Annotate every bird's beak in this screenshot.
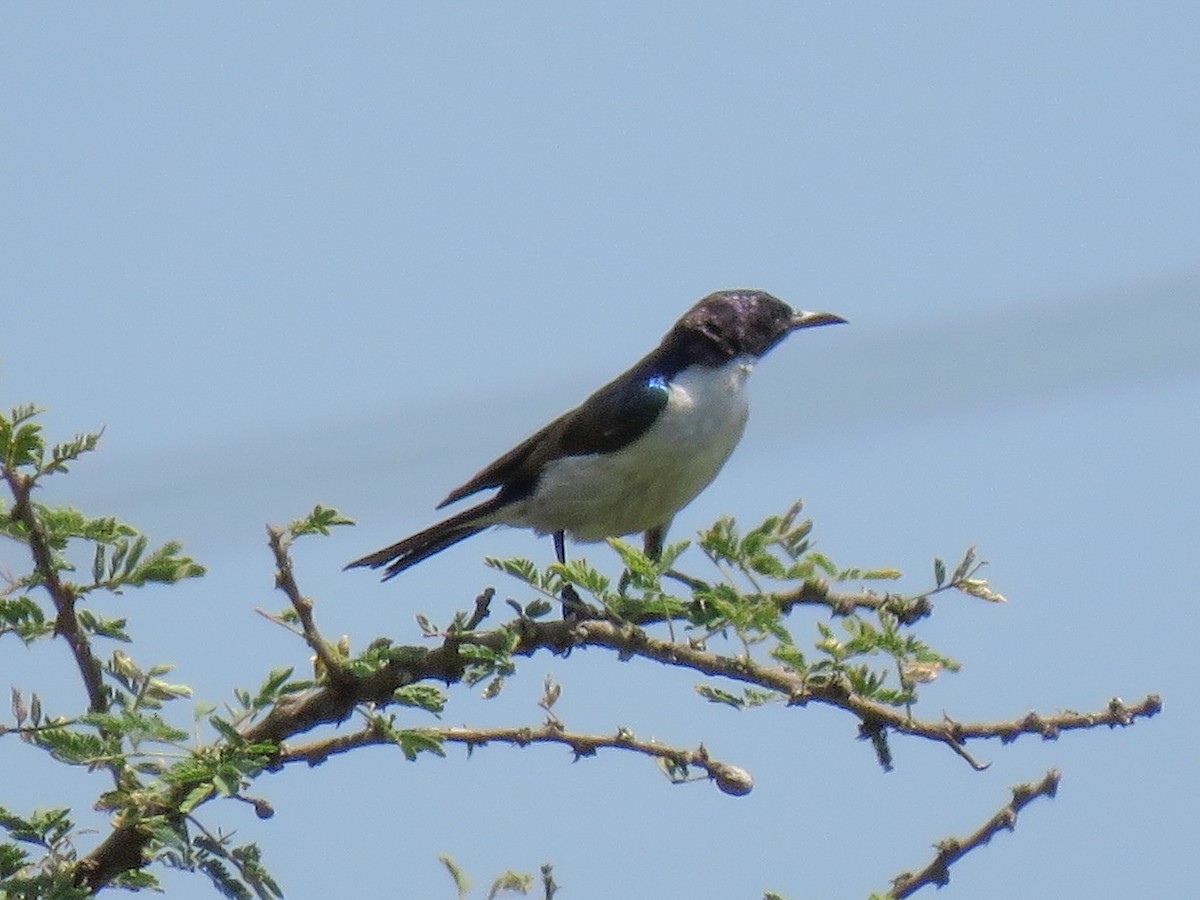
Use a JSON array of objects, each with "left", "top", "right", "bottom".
[{"left": 790, "top": 310, "right": 848, "bottom": 330}]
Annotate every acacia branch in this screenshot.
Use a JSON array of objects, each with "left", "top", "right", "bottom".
[
  {"left": 4, "top": 470, "right": 107, "bottom": 715},
  {"left": 887, "top": 768, "right": 1061, "bottom": 897},
  {"left": 233, "top": 614, "right": 1160, "bottom": 766},
  {"left": 943, "top": 694, "right": 1163, "bottom": 743},
  {"left": 279, "top": 721, "right": 754, "bottom": 796},
  {"left": 265, "top": 524, "right": 352, "bottom": 688},
  {"left": 657, "top": 575, "right": 932, "bottom": 626},
  {"left": 772, "top": 580, "right": 932, "bottom": 624},
  {"left": 558, "top": 619, "right": 1161, "bottom": 766}
]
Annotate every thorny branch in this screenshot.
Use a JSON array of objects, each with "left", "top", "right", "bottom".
[
  {"left": 266, "top": 524, "right": 353, "bottom": 688},
  {"left": 773, "top": 580, "right": 932, "bottom": 625},
  {"left": 3, "top": 470, "right": 108, "bottom": 716},
  {"left": 557, "top": 618, "right": 1160, "bottom": 766},
  {"left": 662, "top": 572, "right": 931, "bottom": 625},
  {"left": 887, "top": 769, "right": 1062, "bottom": 898},
  {"left": 279, "top": 722, "right": 755, "bottom": 796}
]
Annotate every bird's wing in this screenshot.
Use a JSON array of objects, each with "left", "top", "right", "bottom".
[
  {"left": 437, "top": 361, "right": 671, "bottom": 508},
  {"left": 557, "top": 367, "right": 671, "bottom": 455}
]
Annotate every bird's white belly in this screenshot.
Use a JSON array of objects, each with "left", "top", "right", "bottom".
[{"left": 505, "top": 360, "right": 752, "bottom": 541}]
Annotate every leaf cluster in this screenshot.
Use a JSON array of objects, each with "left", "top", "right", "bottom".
[{"left": 491, "top": 502, "right": 984, "bottom": 720}]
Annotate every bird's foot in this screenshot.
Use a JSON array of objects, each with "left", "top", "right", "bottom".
[{"left": 560, "top": 583, "right": 588, "bottom": 621}]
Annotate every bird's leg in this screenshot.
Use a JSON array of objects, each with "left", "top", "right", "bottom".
[
  {"left": 641, "top": 523, "right": 678, "bottom": 642},
  {"left": 553, "top": 530, "right": 586, "bottom": 619},
  {"left": 618, "top": 525, "right": 664, "bottom": 595},
  {"left": 643, "top": 524, "right": 667, "bottom": 561},
  {"left": 619, "top": 525, "right": 668, "bottom": 594}
]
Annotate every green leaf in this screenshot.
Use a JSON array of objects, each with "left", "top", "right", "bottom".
[
  {"left": 34, "top": 506, "right": 136, "bottom": 546},
  {"left": 837, "top": 566, "right": 903, "bottom": 582},
  {"left": 698, "top": 515, "right": 740, "bottom": 563},
  {"left": 191, "top": 703, "right": 216, "bottom": 725},
  {"left": 0, "top": 841, "right": 30, "bottom": 879},
  {"left": 5, "top": 419, "right": 45, "bottom": 470},
  {"left": 393, "top": 684, "right": 447, "bottom": 715},
  {"left": 952, "top": 546, "right": 977, "bottom": 583},
  {"left": 395, "top": 729, "right": 446, "bottom": 761},
  {"left": 485, "top": 556, "right": 542, "bottom": 587},
  {"left": 79, "top": 709, "right": 189, "bottom": 745},
  {"left": 44, "top": 430, "right": 103, "bottom": 475},
  {"left": 696, "top": 684, "right": 746, "bottom": 708},
  {"left": 109, "top": 869, "right": 161, "bottom": 891},
  {"left": 31, "top": 727, "right": 113, "bottom": 766},
  {"left": 208, "top": 716, "right": 243, "bottom": 745},
  {"left": 957, "top": 578, "right": 1007, "bottom": 604},
  {"left": 212, "top": 770, "right": 242, "bottom": 797},
  {"left": 549, "top": 557, "right": 610, "bottom": 596},
  {"left": 253, "top": 667, "right": 296, "bottom": 709},
  {"left": 77, "top": 610, "right": 131, "bottom": 642},
  {"left": 113, "top": 534, "right": 149, "bottom": 581},
  {"left": 440, "top": 853, "right": 471, "bottom": 899},
  {"left": 0, "top": 597, "right": 50, "bottom": 642},
  {"left": 288, "top": 504, "right": 355, "bottom": 537},
  {"left": 747, "top": 552, "right": 785, "bottom": 578},
  {"left": 92, "top": 543, "right": 105, "bottom": 585},
  {"left": 120, "top": 540, "right": 205, "bottom": 586},
  {"left": 771, "top": 644, "right": 808, "bottom": 673},
  {"left": 807, "top": 551, "right": 838, "bottom": 577},
  {"left": 0, "top": 806, "right": 73, "bottom": 847},
  {"left": 180, "top": 784, "right": 216, "bottom": 815},
  {"left": 487, "top": 869, "right": 535, "bottom": 898},
  {"left": 455, "top": 641, "right": 517, "bottom": 682}
]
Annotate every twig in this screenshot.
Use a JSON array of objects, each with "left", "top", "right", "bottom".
[
  {"left": 278, "top": 721, "right": 755, "bottom": 796},
  {"left": 565, "top": 619, "right": 1161, "bottom": 767},
  {"left": 265, "top": 525, "right": 352, "bottom": 688},
  {"left": 944, "top": 695, "right": 1164, "bottom": 743},
  {"left": 463, "top": 587, "right": 495, "bottom": 630},
  {"left": 887, "top": 769, "right": 1061, "bottom": 897},
  {"left": 639, "top": 578, "right": 933, "bottom": 627},
  {"left": 772, "top": 581, "right": 932, "bottom": 625},
  {"left": 4, "top": 470, "right": 108, "bottom": 715}
]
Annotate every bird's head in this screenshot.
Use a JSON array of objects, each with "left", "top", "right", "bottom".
[{"left": 675, "top": 289, "right": 846, "bottom": 360}]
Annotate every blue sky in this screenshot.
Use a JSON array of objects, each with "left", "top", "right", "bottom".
[{"left": 3, "top": 5, "right": 1198, "bottom": 898}]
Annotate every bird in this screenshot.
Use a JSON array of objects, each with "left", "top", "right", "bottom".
[{"left": 347, "top": 290, "right": 845, "bottom": 580}]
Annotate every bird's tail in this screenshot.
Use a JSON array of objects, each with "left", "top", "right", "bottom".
[{"left": 345, "top": 500, "right": 499, "bottom": 580}]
